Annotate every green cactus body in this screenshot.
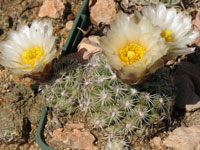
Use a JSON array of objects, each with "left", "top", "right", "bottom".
[
  {"left": 43, "top": 53, "right": 174, "bottom": 146},
  {"left": 105, "top": 138, "right": 129, "bottom": 150}
]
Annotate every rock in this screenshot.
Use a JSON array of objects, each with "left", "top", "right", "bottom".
[
  {"left": 185, "top": 110, "right": 200, "bottom": 127},
  {"left": 89, "top": 0, "right": 119, "bottom": 25},
  {"left": 50, "top": 124, "right": 97, "bottom": 150},
  {"left": 186, "top": 101, "right": 200, "bottom": 112},
  {"left": 196, "top": 144, "right": 200, "bottom": 150},
  {"left": 7, "top": 84, "right": 43, "bottom": 125},
  {"left": 77, "top": 35, "right": 102, "bottom": 60},
  {"left": 152, "top": 137, "right": 163, "bottom": 150},
  {"left": 64, "top": 123, "right": 84, "bottom": 130},
  {"left": 39, "top": 0, "right": 65, "bottom": 19},
  {"left": 0, "top": 84, "right": 43, "bottom": 143},
  {"left": 65, "top": 20, "right": 73, "bottom": 31},
  {"left": 8, "top": 83, "right": 34, "bottom": 103},
  {"left": 28, "top": 94, "right": 43, "bottom": 125},
  {"left": 173, "top": 62, "right": 200, "bottom": 111},
  {"left": 60, "top": 38, "right": 101, "bottom": 63},
  {"left": 163, "top": 126, "right": 200, "bottom": 150},
  {"left": 0, "top": 105, "right": 29, "bottom": 144}
]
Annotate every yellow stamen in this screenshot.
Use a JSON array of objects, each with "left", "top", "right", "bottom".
[
  {"left": 161, "top": 29, "right": 173, "bottom": 42},
  {"left": 119, "top": 43, "right": 146, "bottom": 66},
  {"left": 21, "top": 46, "right": 44, "bottom": 68}
]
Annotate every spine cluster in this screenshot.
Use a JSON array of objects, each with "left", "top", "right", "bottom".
[{"left": 43, "top": 53, "right": 173, "bottom": 147}]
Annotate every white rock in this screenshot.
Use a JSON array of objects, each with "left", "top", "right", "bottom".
[{"left": 163, "top": 126, "right": 200, "bottom": 150}]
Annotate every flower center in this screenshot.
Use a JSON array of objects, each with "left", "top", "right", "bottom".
[
  {"left": 21, "top": 46, "right": 44, "bottom": 67},
  {"left": 119, "top": 43, "right": 146, "bottom": 65},
  {"left": 160, "top": 29, "right": 173, "bottom": 42}
]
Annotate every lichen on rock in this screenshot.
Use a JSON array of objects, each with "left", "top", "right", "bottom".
[{"left": 0, "top": 84, "right": 43, "bottom": 144}]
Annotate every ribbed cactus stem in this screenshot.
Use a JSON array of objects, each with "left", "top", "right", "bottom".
[{"left": 43, "top": 53, "right": 174, "bottom": 142}]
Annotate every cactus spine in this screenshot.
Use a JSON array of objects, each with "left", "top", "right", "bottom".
[{"left": 43, "top": 53, "right": 174, "bottom": 147}]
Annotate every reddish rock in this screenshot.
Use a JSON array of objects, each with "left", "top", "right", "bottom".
[
  {"left": 65, "top": 20, "right": 73, "bottom": 31},
  {"left": 163, "top": 126, "right": 200, "bottom": 150},
  {"left": 50, "top": 124, "right": 97, "bottom": 150},
  {"left": 64, "top": 123, "right": 84, "bottom": 130},
  {"left": 77, "top": 35, "right": 102, "bottom": 60},
  {"left": 39, "top": 0, "right": 65, "bottom": 19},
  {"left": 90, "top": 0, "right": 119, "bottom": 25}
]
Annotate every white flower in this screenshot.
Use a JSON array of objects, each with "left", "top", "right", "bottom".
[
  {"left": 136, "top": 3, "right": 199, "bottom": 59},
  {"left": 0, "top": 20, "right": 56, "bottom": 74},
  {"left": 100, "top": 13, "right": 168, "bottom": 84}
]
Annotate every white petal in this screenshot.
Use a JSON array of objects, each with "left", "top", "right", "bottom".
[
  {"left": 100, "top": 13, "right": 168, "bottom": 84},
  {"left": 139, "top": 3, "right": 197, "bottom": 57},
  {"left": 0, "top": 20, "right": 56, "bottom": 74}
]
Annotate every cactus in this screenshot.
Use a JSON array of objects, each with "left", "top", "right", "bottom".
[
  {"left": 142, "top": 0, "right": 181, "bottom": 6},
  {"left": 117, "top": 0, "right": 182, "bottom": 14},
  {"left": 43, "top": 65, "right": 83, "bottom": 115},
  {"left": 116, "top": 0, "right": 181, "bottom": 7},
  {"left": 105, "top": 137, "right": 129, "bottom": 150},
  {"left": 42, "top": 53, "right": 174, "bottom": 147}
]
